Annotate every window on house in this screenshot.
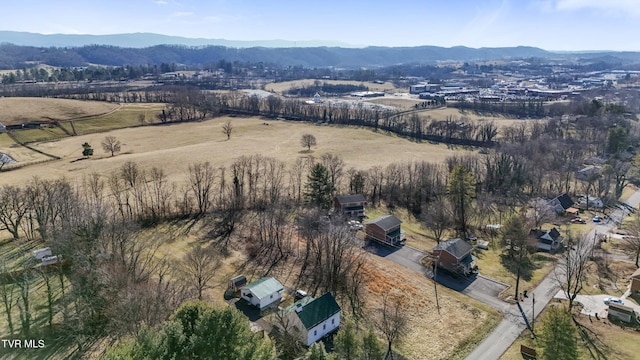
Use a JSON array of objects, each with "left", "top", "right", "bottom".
[
  {"left": 331, "top": 318, "right": 335, "bottom": 325},
  {"left": 323, "top": 324, "right": 326, "bottom": 330},
  {"left": 314, "top": 330, "right": 317, "bottom": 336},
  {"left": 270, "top": 294, "right": 273, "bottom": 299}
]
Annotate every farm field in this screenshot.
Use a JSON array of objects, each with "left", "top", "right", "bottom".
[
  {"left": 0, "top": 116, "right": 474, "bottom": 187},
  {"left": 265, "top": 79, "right": 399, "bottom": 94},
  {"left": 0, "top": 97, "right": 119, "bottom": 126},
  {"left": 414, "top": 107, "right": 547, "bottom": 130}
]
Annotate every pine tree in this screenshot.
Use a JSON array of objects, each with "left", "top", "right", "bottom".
[
  {"left": 447, "top": 165, "right": 475, "bottom": 238},
  {"left": 334, "top": 319, "right": 361, "bottom": 360},
  {"left": 304, "top": 163, "right": 333, "bottom": 209},
  {"left": 538, "top": 306, "right": 578, "bottom": 360},
  {"left": 361, "top": 328, "right": 385, "bottom": 360}
]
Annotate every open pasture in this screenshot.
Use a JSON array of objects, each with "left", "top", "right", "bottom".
[
  {"left": 0, "top": 97, "right": 119, "bottom": 126},
  {"left": 0, "top": 116, "right": 475, "bottom": 187},
  {"left": 265, "top": 79, "right": 399, "bottom": 94}
]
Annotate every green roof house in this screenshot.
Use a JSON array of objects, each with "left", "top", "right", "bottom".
[
  {"left": 283, "top": 292, "right": 341, "bottom": 346},
  {"left": 240, "top": 277, "right": 284, "bottom": 310}
]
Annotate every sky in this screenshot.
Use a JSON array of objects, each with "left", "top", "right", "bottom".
[{"left": 1, "top": 0, "right": 639, "bottom": 51}]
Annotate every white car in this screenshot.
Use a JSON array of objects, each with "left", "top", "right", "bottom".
[{"left": 604, "top": 297, "right": 624, "bottom": 305}]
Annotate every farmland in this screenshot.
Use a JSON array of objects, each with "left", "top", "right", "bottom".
[{"left": 0, "top": 115, "right": 473, "bottom": 187}]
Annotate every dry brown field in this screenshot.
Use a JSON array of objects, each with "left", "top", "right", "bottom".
[
  {"left": 265, "top": 79, "right": 399, "bottom": 94},
  {"left": 0, "top": 97, "right": 119, "bottom": 125},
  {"left": 0, "top": 116, "right": 474, "bottom": 187},
  {"left": 414, "top": 107, "right": 547, "bottom": 129},
  {"left": 366, "top": 97, "right": 423, "bottom": 110}
]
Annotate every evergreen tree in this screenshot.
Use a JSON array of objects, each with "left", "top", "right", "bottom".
[
  {"left": 447, "top": 165, "right": 475, "bottom": 238},
  {"left": 334, "top": 319, "right": 361, "bottom": 360},
  {"left": 82, "top": 142, "right": 94, "bottom": 157},
  {"left": 500, "top": 215, "right": 532, "bottom": 301},
  {"left": 304, "top": 163, "right": 333, "bottom": 209},
  {"left": 538, "top": 306, "right": 578, "bottom": 360},
  {"left": 361, "top": 328, "right": 385, "bottom": 360},
  {"left": 305, "top": 342, "right": 331, "bottom": 360},
  {"left": 101, "top": 301, "right": 276, "bottom": 360}
]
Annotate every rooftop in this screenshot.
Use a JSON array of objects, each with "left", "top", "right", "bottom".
[
  {"left": 434, "top": 238, "right": 473, "bottom": 259},
  {"left": 297, "top": 292, "right": 341, "bottom": 330},
  {"left": 366, "top": 215, "right": 402, "bottom": 232},
  {"left": 244, "top": 277, "right": 284, "bottom": 299}
]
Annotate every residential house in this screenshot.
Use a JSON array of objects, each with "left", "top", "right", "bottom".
[
  {"left": 529, "top": 228, "right": 563, "bottom": 252},
  {"left": 608, "top": 303, "right": 636, "bottom": 323},
  {"left": 577, "top": 195, "right": 604, "bottom": 209},
  {"left": 630, "top": 268, "right": 640, "bottom": 294},
  {"left": 576, "top": 165, "right": 601, "bottom": 181},
  {"left": 333, "top": 194, "right": 366, "bottom": 219},
  {"left": 364, "top": 215, "right": 405, "bottom": 246},
  {"left": 548, "top": 193, "right": 578, "bottom": 215},
  {"left": 281, "top": 292, "right": 341, "bottom": 346},
  {"left": 432, "top": 238, "right": 477, "bottom": 277},
  {"left": 240, "top": 277, "right": 284, "bottom": 310}
]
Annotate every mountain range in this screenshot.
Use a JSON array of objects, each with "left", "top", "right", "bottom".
[{"left": 0, "top": 31, "right": 639, "bottom": 69}]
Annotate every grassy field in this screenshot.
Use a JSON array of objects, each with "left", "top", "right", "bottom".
[
  {"left": 0, "top": 98, "right": 118, "bottom": 126},
  {"left": 265, "top": 80, "right": 399, "bottom": 94},
  {"left": 0, "top": 116, "right": 474, "bottom": 187},
  {"left": 414, "top": 107, "right": 547, "bottom": 130}
]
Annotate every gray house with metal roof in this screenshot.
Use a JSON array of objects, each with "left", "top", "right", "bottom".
[
  {"left": 240, "top": 277, "right": 284, "bottom": 310},
  {"left": 282, "top": 292, "right": 341, "bottom": 346}
]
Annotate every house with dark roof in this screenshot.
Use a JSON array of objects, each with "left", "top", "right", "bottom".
[
  {"left": 281, "top": 292, "right": 341, "bottom": 346},
  {"left": 364, "top": 215, "right": 405, "bottom": 246},
  {"left": 548, "top": 193, "right": 577, "bottom": 214},
  {"left": 432, "top": 238, "right": 477, "bottom": 276},
  {"left": 529, "top": 227, "right": 563, "bottom": 252},
  {"left": 240, "top": 277, "right": 284, "bottom": 310},
  {"left": 334, "top": 194, "right": 367, "bottom": 218}
]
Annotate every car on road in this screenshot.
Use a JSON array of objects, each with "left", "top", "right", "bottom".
[{"left": 603, "top": 297, "right": 624, "bottom": 305}]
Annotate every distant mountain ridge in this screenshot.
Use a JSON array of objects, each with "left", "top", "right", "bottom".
[
  {"left": 0, "top": 31, "right": 356, "bottom": 49},
  {"left": 0, "top": 31, "right": 639, "bottom": 69}
]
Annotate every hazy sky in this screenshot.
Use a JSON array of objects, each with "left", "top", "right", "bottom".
[{"left": 1, "top": 0, "right": 639, "bottom": 51}]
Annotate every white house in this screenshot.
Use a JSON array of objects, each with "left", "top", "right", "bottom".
[
  {"left": 240, "top": 277, "right": 284, "bottom": 310},
  {"left": 282, "top": 292, "right": 341, "bottom": 346}
]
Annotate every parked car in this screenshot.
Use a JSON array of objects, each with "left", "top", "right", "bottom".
[
  {"left": 604, "top": 297, "right": 624, "bottom": 305},
  {"left": 570, "top": 217, "right": 586, "bottom": 224},
  {"left": 592, "top": 216, "right": 602, "bottom": 223}
]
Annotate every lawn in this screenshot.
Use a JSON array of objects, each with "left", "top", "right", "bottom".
[{"left": 1, "top": 116, "right": 474, "bottom": 187}]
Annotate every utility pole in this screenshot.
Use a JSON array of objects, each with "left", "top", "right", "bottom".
[
  {"left": 532, "top": 292, "right": 535, "bottom": 336},
  {"left": 432, "top": 255, "right": 441, "bottom": 315}
]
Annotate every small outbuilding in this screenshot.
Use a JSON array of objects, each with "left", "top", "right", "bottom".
[
  {"left": 608, "top": 302, "right": 636, "bottom": 323},
  {"left": 630, "top": 268, "right": 640, "bottom": 294},
  {"left": 228, "top": 275, "right": 247, "bottom": 292},
  {"left": 33, "top": 247, "right": 52, "bottom": 261},
  {"left": 241, "top": 277, "right": 284, "bottom": 310}
]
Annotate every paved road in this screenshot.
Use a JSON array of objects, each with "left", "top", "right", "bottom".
[{"left": 466, "top": 190, "right": 640, "bottom": 360}]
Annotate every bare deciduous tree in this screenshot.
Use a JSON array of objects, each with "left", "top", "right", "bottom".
[
  {"left": 0, "top": 186, "right": 29, "bottom": 240},
  {"left": 180, "top": 244, "right": 222, "bottom": 300},
  {"left": 375, "top": 292, "right": 409, "bottom": 360},
  {"left": 102, "top": 136, "right": 122, "bottom": 157},
  {"left": 554, "top": 231, "right": 592, "bottom": 311},
  {"left": 187, "top": 162, "right": 216, "bottom": 215},
  {"left": 300, "top": 133, "right": 317, "bottom": 151},
  {"left": 222, "top": 120, "right": 233, "bottom": 140},
  {"left": 528, "top": 198, "right": 556, "bottom": 229},
  {"left": 421, "top": 196, "right": 452, "bottom": 244}
]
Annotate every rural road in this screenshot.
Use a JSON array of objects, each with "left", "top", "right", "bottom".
[{"left": 466, "top": 190, "right": 640, "bottom": 360}]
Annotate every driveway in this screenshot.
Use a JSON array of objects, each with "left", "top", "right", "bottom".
[
  {"left": 553, "top": 291, "right": 640, "bottom": 317},
  {"left": 364, "top": 242, "right": 509, "bottom": 311}
]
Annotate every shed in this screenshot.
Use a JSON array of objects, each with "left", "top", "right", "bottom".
[
  {"left": 33, "top": 247, "right": 52, "bottom": 261},
  {"left": 228, "top": 275, "right": 247, "bottom": 292},
  {"left": 608, "top": 303, "right": 636, "bottom": 323},
  {"left": 631, "top": 268, "right": 640, "bottom": 293}
]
